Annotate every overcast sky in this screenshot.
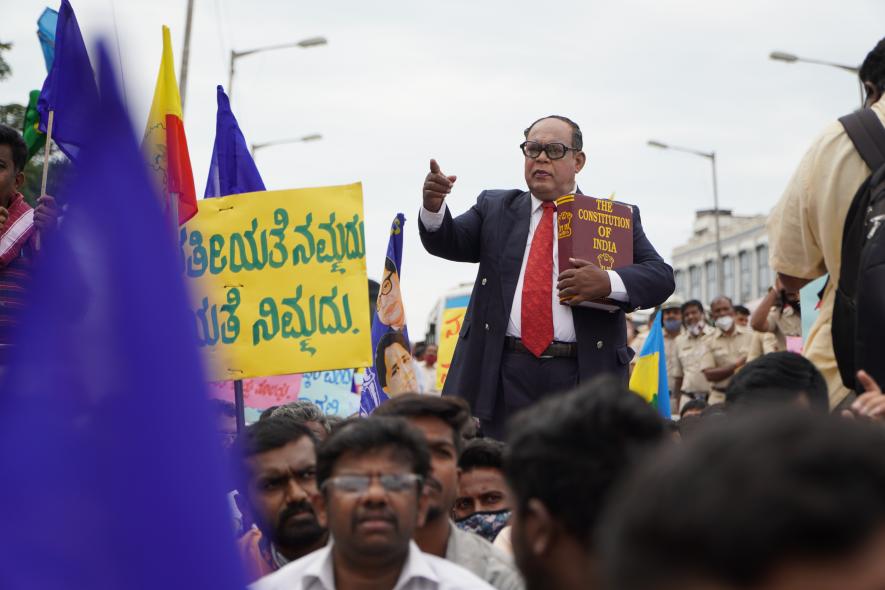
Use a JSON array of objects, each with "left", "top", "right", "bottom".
[{"left": 2, "top": 0, "right": 883, "bottom": 335}]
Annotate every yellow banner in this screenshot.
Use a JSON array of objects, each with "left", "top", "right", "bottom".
[
  {"left": 181, "top": 183, "right": 372, "bottom": 381},
  {"left": 436, "top": 303, "right": 468, "bottom": 391}
]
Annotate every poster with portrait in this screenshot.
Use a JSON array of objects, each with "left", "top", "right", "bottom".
[{"left": 359, "top": 213, "right": 418, "bottom": 414}]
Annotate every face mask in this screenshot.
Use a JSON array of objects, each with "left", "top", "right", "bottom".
[
  {"left": 454, "top": 509, "right": 511, "bottom": 542},
  {"left": 715, "top": 316, "right": 734, "bottom": 332},
  {"left": 424, "top": 354, "right": 438, "bottom": 365},
  {"left": 663, "top": 319, "right": 682, "bottom": 332},
  {"left": 688, "top": 322, "right": 704, "bottom": 337}
]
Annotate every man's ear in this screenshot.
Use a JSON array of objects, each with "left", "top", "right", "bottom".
[
  {"left": 523, "top": 498, "right": 556, "bottom": 557},
  {"left": 575, "top": 151, "right": 587, "bottom": 174},
  {"left": 864, "top": 81, "right": 883, "bottom": 107},
  {"left": 314, "top": 491, "right": 329, "bottom": 528},
  {"left": 14, "top": 170, "right": 24, "bottom": 192}
]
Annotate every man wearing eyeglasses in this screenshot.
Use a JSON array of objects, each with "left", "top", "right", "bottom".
[
  {"left": 419, "top": 115, "right": 674, "bottom": 439},
  {"left": 252, "top": 417, "right": 494, "bottom": 590}
]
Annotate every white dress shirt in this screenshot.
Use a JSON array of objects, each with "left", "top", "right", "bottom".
[
  {"left": 420, "top": 194, "right": 629, "bottom": 343},
  {"left": 251, "top": 540, "right": 494, "bottom": 590}
]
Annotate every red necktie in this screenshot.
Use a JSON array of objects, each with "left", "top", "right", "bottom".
[{"left": 521, "top": 201, "right": 555, "bottom": 357}]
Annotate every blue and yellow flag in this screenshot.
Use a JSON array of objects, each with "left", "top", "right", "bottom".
[{"left": 629, "top": 311, "right": 672, "bottom": 419}]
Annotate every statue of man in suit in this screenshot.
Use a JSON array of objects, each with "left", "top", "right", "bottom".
[{"left": 419, "top": 115, "right": 675, "bottom": 438}]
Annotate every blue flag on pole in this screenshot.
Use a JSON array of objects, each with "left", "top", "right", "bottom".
[
  {"left": 37, "top": 8, "right": 58, "bottom": 72},
  {"left": 37, "top": 0, "right": 99, "bottom": 161},
  {"left": 204, "top": 85, "right": 265, "bottom": 198},
  {"left": 629, "top": 311, "right": 673, "bottom": 419},
  {"left": 0, "top": 43, "right": 246, "bottom": 589},
  {"left": 37, "top": 7, "right": 58, "bottom": 72},
  {"left": 361, "top": 214, "right": 417, "bottom": 415}
]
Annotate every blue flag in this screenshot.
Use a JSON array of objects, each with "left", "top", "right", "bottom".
[
  {"left": 204, "top": 85, "right": 265, "bottom": 198},
  {"left": 37, "top": 7, "right": 58, "bottom": 72},
  {"left": 629, "top": 311, "right": 672, "bottom": 419},
  {"left": 361, "top": 214, "right": 417, "bottom": 415},
  {"left": 0, "top": 43, "right": 246, "bottom": 589},
  {"left": 37, "top": 0, "right": 99, "bottom": 161}
]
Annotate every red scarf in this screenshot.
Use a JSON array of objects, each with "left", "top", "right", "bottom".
[{"left": 0, "top": 192, "right": 36, "bottom": 268}]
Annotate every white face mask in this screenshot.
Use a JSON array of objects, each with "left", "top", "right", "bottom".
[
  {"left": 688, "top": 322, "right": 705, "bottom": 336},
  {"left": 715, "top": 316, "right": 734, "bottom": 332}
]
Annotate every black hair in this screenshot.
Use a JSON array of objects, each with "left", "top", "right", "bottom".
[
  {"left": 726, "top": 351, "right": 828, "bottom": 413},
  {"left": 504, "top": 375, "right": 665, "bottom": 547},
  {"left": 374, "top": 330, "right": 411, "bottom": 388},
  {"left": 860, "top": 37, "right": 885, "bottom": 95},
  {"left": 0, "top": 124, "right": 27, "bottom": 173},
  {"left": 258, "top": 405, "right": 279, "bottom": 421},
  {"left": 681, "top": 299, "right": 704, "bottom": 315},
  {"left": 383, "top": 256, "right": 397, "bottom": 275},
  {"left": 733, "top": 305, "right": 750, "bottom": 316},
  {"left": 240, "top": 415, "right": 316, "bottom": 459},
  {"left": 600, "top": 411, "right": 885, "bottom": 590},
  {"left": 679, "top": 398, "right": 707, "bottom": 418},
  {"left": 524, "top": 115, "right": 583, "bottom": 151},
  {"left": 271, "top": 400, "right": 331, "bottom": 433},
  {"left": 373, "top": 393, "right": 471, "bottom": 454},
  {"left": 316, "top": 416, "right": 431, "bottom": 491},
  {"left": 458, "top": 438, "right": 506, "bottom": 472}
]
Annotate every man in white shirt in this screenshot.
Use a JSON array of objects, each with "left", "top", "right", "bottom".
[
  {"left": 419, "top": 116, "right": 674, "bottom": 438},
  {"left": 252, "top": 417, "right": 493, "bottom": 590}
]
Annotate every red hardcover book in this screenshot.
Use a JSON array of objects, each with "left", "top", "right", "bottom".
[{"left": 555, "top": 193, "right": 634, "bottom": 311}]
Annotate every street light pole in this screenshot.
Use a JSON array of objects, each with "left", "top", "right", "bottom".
[
  {"left": 648, "top": 140, "right": 724, "bottom": 296},
  {"left": 769, "top": 50, "right": 863, "bottom": 105},
  {"left": 228, "top": 36, "right": 328, "bottom": 102},
  {"left": 251, "top": 134, "right": 323, "bottom": 157}
]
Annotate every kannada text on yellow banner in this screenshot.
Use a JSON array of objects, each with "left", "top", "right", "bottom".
[{"left": 180, "top": 183, "right": 372, "bottom": 381}]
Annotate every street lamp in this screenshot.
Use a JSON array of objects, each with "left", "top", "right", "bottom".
[
  {"left": 229, "top": 36, "right": 328, "bottom": 101},
  {"left": 647, "top": 140, "right": 724, "bottom": 296},
  {"left": 251, "top": 134, "right": 323, "bottom": 157},
  {"left": 769, "top": 50, "right": 863, "bottom": 104}
]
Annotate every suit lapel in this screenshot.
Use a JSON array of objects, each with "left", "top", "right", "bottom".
[{"left": 500, "top": 191, "right": 531, "bottom": 317}]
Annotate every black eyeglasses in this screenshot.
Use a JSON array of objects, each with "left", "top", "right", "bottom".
[
  {"left": 322, "top": 473, "right": 423, "bottom": 495},
  {"left": 520, "top": 141, "right": 579, "bottom": 160}
]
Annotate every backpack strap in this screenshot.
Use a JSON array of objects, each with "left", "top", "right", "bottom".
[{"left": 840, "top": 109, "right": 885, "bottom": 171}]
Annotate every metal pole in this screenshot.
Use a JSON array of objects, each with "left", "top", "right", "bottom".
[
  {"left": 179, "top": 0, "right": 195, "bottom": 113},
  {"left": 710, "top": 152, "right": 724, "bottom": 296},
  {"left": 228, "top": 50, "right": 236, "bottom": 102},
  {"left": 233, "top": 379, "right": 246, "bottom": 433}
]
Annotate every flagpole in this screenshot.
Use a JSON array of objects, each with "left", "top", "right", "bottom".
[
  {"left": 233, "top": 379, "right": 245, "bottom": 433},
  {"left": 36, "top": 109, "right": 55, "bottom": 251}
]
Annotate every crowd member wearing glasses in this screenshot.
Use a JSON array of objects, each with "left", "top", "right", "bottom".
[
  {"left": 252, "top": 417, "right": 494, "bottom": 590},
  {"left": 419, "top": 115, "right": 674, "bottom": 439},
  {"left": 237, "top": 416, "right": 328, "bottom": 583},
  {"left": 375, "top": 395, "right": 523, "bottom": 590}
]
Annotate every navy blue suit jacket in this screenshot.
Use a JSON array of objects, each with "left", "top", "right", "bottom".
[{"left": 419, "top": 189, "right": 675, "bottom": 420}]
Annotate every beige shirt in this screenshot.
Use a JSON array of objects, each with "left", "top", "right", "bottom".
[
  {"left": 664, "top": 329, "right": 682, "bottom": 393},
  {"left": 765, "top": 306, "right": 802, "bottom": 352},
  {"left": 702, "top": 325, "right": 753, "bottom": 390},
  {"left": 672, "top": 325, "right": 714, "bottom": 394},
  {"left": 747, "top": 331, "right": 779, "bottom": 362},
  {"left": 767, "top": 99, "right": 885, "bottom": 408}
]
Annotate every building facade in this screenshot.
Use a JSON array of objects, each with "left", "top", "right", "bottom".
[{"left": 671, "top": 209, "right": 774, "bottom": 307}]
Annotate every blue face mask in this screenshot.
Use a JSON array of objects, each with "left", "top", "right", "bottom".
[
  {"left": 454, "top": 509, "right": 511, "bottom": 542},
  {"left": 663, "top": 319, "right": 682, "bottom": 332}
]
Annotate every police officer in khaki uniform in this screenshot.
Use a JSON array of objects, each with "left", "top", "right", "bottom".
[
  {"left": 702, "top": 296, "right": 753, "bottom": 404},
  {"left": 750, "top": 280, "right": 802, "bottom": 353},
  {"left": 672, "top": 299, "right": 714, "bottom": 411}
]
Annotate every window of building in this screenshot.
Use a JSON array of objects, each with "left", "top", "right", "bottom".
[
  {"left": 689, "top": 265, "right": 701, "bottom": 300},
  {"left": 740, "top": 250, "right": 752, "bottom": 303},
  {"left": 674, "top": 269, "right": 685, "bottom": 297},
  {"left": 705, "top": 260, "right": 717, "bottom": 302},
  {"left": 756, "top": 244, "right": 770, "bottom": 297},
  {"left": 723, "top": 255, "right": 734, "bottom": 301}
]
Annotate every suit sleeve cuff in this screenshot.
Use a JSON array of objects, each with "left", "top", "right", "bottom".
[
  {"left": 606, "top": 270, "right": 629, "bottom": 302},
  {"left": 419, "top": 204, "right": 447, "bottom": 232}
]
